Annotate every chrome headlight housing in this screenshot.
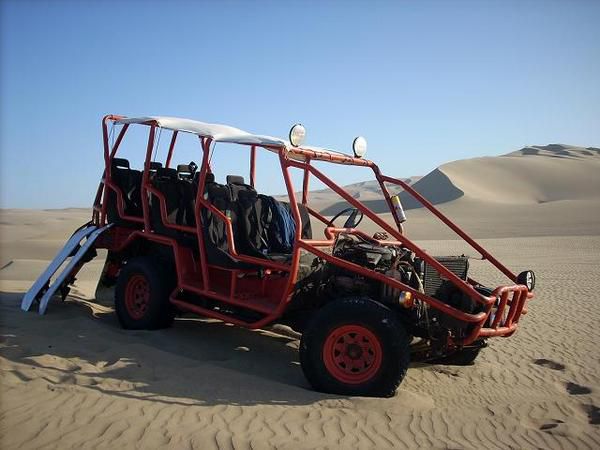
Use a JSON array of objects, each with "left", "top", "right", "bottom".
[{"left": 517, "top": 270, "right": 536, "bottom": 291}]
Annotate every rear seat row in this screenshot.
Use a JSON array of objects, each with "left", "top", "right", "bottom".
[
  {"left": 106, "top": 158, "right": 142, "bottom": 223},
  {"left": 106, "top": 158, "right": 165, "bottom": 224},
  {"left": 106, "top": 158, "right": 311, "bottom": 268}
]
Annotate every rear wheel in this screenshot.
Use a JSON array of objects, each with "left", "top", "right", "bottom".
[
  {"left": 115, "top": 257, "right": 175, "bottom": 330},
  {"left": 300, "top": 297, "right": 410, "bottom": 397}
]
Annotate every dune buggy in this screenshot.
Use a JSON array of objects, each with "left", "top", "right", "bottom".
[{"left": 23, "top": 115, "right": 536, "bottom": 397}]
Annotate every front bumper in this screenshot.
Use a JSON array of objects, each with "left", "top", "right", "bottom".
[{"left": 475, "top": 284, "right": 533, "bottom": 339}]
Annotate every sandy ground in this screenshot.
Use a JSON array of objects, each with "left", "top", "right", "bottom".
[{"left": 1, "top": 145, "right": 600, "bottom": 448}]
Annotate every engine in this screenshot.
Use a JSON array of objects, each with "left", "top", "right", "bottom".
[
  {"left": 328, "top": 235, "right": 421, "bottom": 300},
  {"left": 328, "top": 234, "right": 481, "bottom": 335}
]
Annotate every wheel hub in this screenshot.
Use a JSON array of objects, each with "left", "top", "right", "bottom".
[
  {"left": 124, "top": 274, "right": 150, "bottom": 320},
  {"left": 346, "top": 343, "right": 363, "bottom": 360},
  {"left": 323, "top": 325, "right": 383, "bottom": 385}
]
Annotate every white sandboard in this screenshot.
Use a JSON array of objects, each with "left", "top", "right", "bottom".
[
  {"left": 37, "top": 224, "right": 112, "bottom": 315},
  {"left": 21, "top": 225, "right": 97, "bottom": 312}
]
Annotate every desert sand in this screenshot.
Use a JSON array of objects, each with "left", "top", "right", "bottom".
[{"left": 1, "top": 144, "right": 599, "bottom": 449}]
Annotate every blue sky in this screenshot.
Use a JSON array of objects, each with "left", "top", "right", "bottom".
[{"left": 1, "top": 0, "right": 599, "bottom": 208}]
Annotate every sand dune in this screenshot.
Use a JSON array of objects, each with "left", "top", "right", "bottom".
[
  {"left": 1, "top": 144, "right": 600, "bottom": 448},
  {"left": 318, "top": 144, "right": 600, "bottom": 240},
  {"left": 324, "top": 144, "right": 600, "bottom": 212},
  {"left": 301, "top": 178, "right": 419, "bottom": 215},
  {"left": 438, "top": 144, "right": 600, "bottom": 205}
]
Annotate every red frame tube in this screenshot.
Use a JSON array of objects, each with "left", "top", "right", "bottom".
[{"left": 165, "top": 131, "right": 178, "bottom": 168}]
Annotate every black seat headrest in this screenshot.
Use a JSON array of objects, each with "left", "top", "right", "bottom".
[
  {"left": 178, "top": 161, "right": 198, "bottom": 179},
  {"left": 177, "top": 164, "right": 192, "bottom": 174},
  {"left": 206, "top": 182, "right": 230, "bottom": 199},
  {"left": 149, "top": 161, "right": 162, "bottom": 171},
  {"left": 112, "top": 157, "right": 130, "bottom": 169},
  {"left": 155, "top": 167, "right": 178, "bottom": 179},
  {"left": 226, "top": 175, "right": 245, "bottom": 185}
]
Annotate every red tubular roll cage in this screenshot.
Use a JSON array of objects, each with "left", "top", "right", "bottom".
[{"left": 93, "top": 115, "right": 533, "bottom": 346}]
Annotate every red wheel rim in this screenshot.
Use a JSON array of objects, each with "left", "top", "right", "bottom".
[
  {"left": 323, "top": 324, "right": 383, "bottom": 385},
  {"left": 124, "top": 274, "right": 150, "bottom": 320}
]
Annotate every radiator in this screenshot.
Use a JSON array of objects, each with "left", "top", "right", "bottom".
[{"left": 423, "top": 256, "right": 469, "bottom": 297}]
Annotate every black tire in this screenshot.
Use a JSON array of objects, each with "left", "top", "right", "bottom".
[
  {"left": 300, "top": 297, "right": 410, "bottom": 397},
  {"left": 115, "top": 257, "right": 175, "bottom": 330}
]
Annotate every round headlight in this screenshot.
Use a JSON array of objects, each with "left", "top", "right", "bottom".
[
  {"left": 352, "top": 136, "right": 367, "bottom": 158},
  {"left": 289, "top": 123, "right": 306, "bottom": 147},
  {"left": 517, "top": 270, "right": 536, "bottom": 291}
]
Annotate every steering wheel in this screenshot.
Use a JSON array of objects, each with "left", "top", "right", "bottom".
[{"left": 327, "top": 207, "right": 364, "bottom": 229}]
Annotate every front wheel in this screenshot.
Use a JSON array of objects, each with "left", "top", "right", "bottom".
[
  {"left": 115, "top": 257, "right": 175, "bottom": 330},
  {"left": 300, "top": 297, "right": 410, "bottom": 397}
]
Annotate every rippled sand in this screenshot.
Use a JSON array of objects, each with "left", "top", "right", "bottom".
[{"left": 1, "top": 206, "right": 599, "bottom": 449}]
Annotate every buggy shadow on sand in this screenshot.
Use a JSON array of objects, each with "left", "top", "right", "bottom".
[{"left": 22, "top": 115, "right": 536, "bottom": 397}]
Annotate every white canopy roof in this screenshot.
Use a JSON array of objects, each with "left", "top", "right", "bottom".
[
  {"left": 116, "top": 116, "right": 287, "bottom": 147},
  {"left": 114, "top": 115, "right": 369, "bottom": 165}
]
